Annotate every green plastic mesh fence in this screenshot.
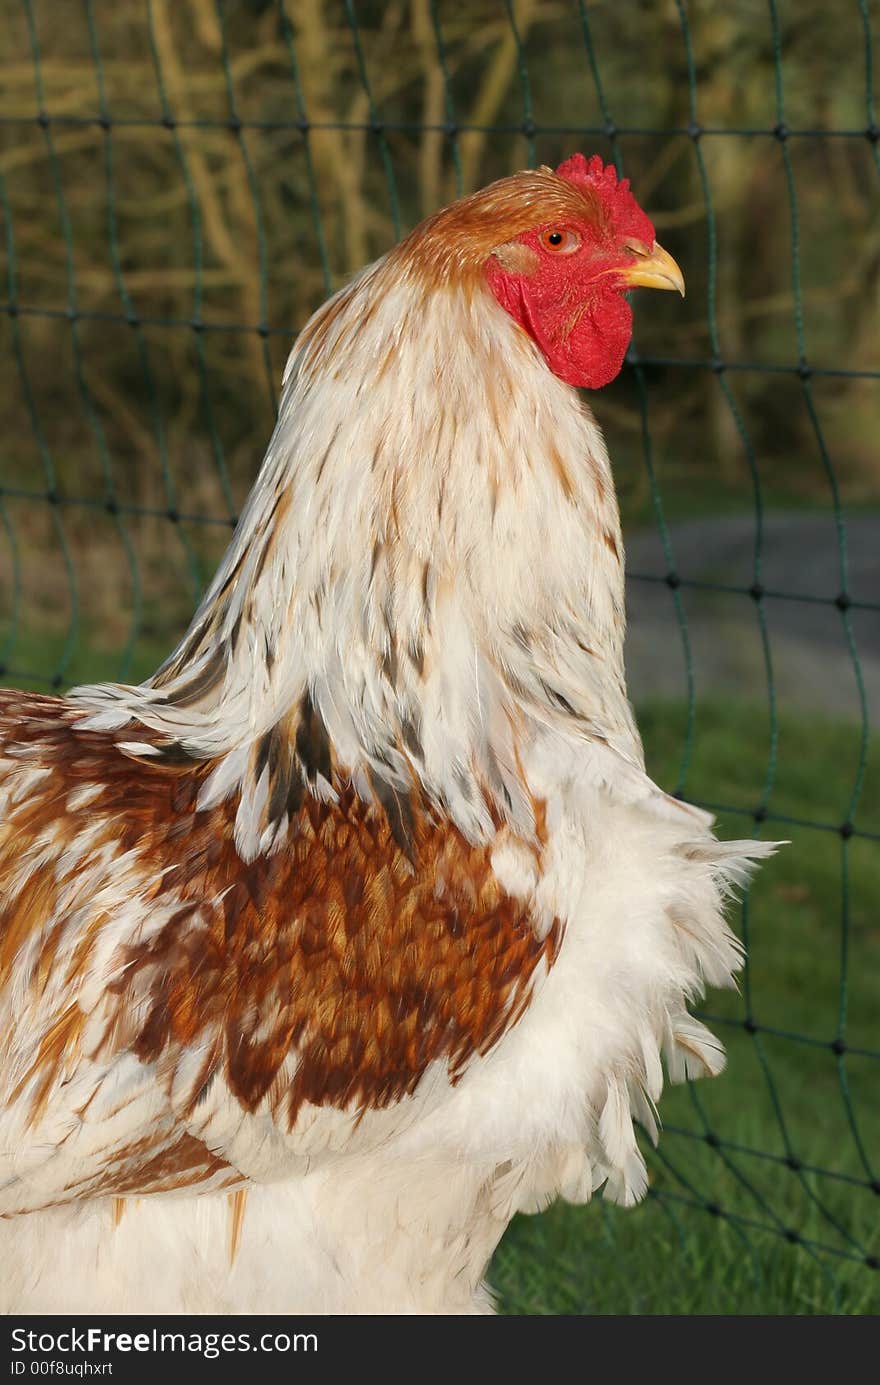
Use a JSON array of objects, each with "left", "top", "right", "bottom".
[{"left": 0, "top": 0, "right": 878, "bottom": 1313}]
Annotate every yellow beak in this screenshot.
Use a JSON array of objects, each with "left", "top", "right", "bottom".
[{"left": 619, "top": 240, "right": 685, "bottom": 297}]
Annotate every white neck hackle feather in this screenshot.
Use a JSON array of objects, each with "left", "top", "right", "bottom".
[{"left": 73, "top": 248, "right": 649, "bottom": 859}]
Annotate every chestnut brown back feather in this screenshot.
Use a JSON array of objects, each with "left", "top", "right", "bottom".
[{"left": 0, "top": 691, "right": 559, "bottom": 1158}]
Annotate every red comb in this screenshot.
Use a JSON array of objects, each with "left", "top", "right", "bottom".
[
  {"left": 555, "top": 152, "right": 630, "bottom": 197},
  {"left": 554, "top": 152, "right": 654, "bottom": 245}
]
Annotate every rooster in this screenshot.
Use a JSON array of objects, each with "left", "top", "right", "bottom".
[{"left": 0, "top": 154, "right": 773, "bottom": 1315}]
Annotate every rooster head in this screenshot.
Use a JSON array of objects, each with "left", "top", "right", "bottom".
[
  {"left": 409, "top": 152, "right": 683, "bottom": 391},
  {"left": 486, "top": 153, "right": 683, "bottom": 389}
]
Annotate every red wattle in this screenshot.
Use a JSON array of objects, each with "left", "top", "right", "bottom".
[{"left": 486, "top": 255, "right": 633, "bottom": 391}]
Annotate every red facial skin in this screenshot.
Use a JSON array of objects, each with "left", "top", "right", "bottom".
[{"left": 485, "top": 154, "right": 656, "bottom": 390}]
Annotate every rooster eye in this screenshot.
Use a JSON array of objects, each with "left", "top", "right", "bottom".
[{"left": 540, "top": 228, "right": 580, "bottom": 255}]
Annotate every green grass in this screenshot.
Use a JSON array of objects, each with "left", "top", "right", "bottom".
[
  {"left": 491, "top": 699, "right": 879, "bottom": 1314},
  {"left": 1, "top": 631, "right": 167, "bottom": 693}
]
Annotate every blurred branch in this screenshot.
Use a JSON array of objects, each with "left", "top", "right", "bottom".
[
  {"left": 411, "top": 0, "right": 446, "bottom": 217},
  {"left": 151, "top": 0, "right": 265, "bottom": 386},
  {"left": 458, "top": 0, "right": 538, "bottom": 192},
  {"left": 294, "top": 0, "right": 369, "bottom": 272}
]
